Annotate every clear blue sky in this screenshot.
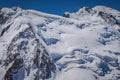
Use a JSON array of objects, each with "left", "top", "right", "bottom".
[{"left": 0, "top": 0, "right": 120, "bottom": 15}]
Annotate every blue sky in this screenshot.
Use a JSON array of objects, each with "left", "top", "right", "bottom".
[{"left": 0, "top": 0, "right": 120, "bottom": 15}]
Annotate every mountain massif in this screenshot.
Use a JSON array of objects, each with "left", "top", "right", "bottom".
[{"left": 0, "top": 6, "right": 120, "bottom": 80}]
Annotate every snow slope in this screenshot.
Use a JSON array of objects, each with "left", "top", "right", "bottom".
[{"left": 0, "top": 6, "right": 120, "bottom": 80}]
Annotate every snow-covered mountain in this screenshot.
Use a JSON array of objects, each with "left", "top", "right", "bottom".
[{"left": 0, "top": 6, "right": 120, "bottom": 80}]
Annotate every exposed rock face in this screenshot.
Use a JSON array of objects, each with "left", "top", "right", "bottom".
[
  {"left": 63, "top": 13, "right": 70, "bottom": 18},
  {"left": 3, "top": 28, "right": 56, "bottom": 80},
  {"left": 0, "top": 11, "right": 9, "bottom": 24},
  {"left": 98, "top": 11, "right": 119, "bottom": 25}
]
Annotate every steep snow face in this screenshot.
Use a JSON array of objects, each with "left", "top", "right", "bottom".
[
  {"left": 0, "top": 8, "right": 56, "bottom": 80},
  {"left": 0, "top": 6, "right": 120, "bottom": 80}
]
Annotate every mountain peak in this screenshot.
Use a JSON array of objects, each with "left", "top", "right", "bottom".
[
  {"left": 93, "top": 5, "right": 120, "bottom": 16},
  {"left": 63, "top": 6, "right": 120, "bottom": 30},
  {"left": 0, "top": 7, "right": 22, "bottom": 15}
]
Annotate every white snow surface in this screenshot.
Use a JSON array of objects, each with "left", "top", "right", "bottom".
[{"left": 0, "top": 6, "right": 120, "bottom": 80}]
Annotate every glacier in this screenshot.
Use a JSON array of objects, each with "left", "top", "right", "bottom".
[{"left": 0, "top": 6, "right": 120, "bottom": 80}]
